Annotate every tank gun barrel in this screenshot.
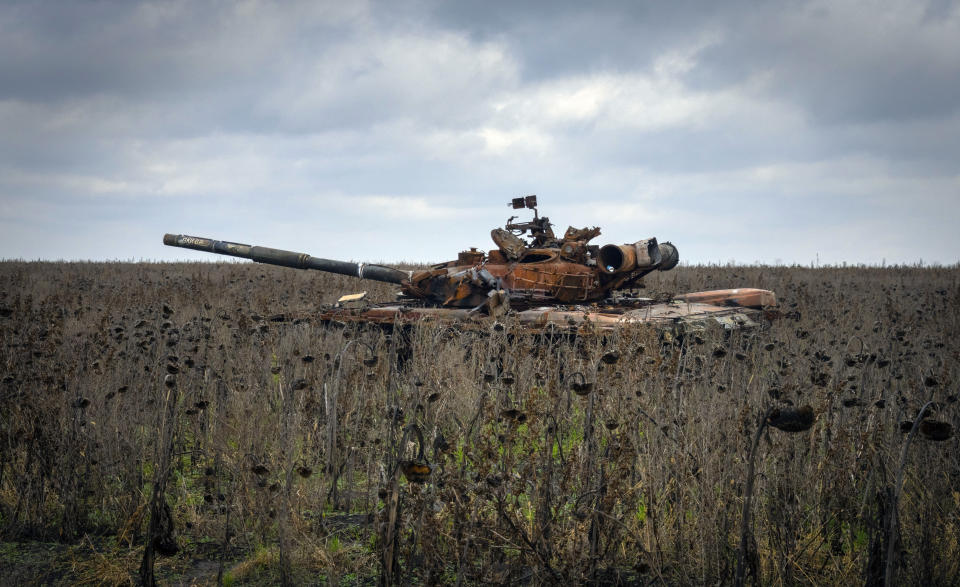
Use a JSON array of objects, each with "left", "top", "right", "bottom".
[{"left": 163, "top": 234, "right": 409, "bottom": 284}]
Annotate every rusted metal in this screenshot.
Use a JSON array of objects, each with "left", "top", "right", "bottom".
[
  {"left": 316, "top": 289, "right": 773, "bottom": 333},
  {"left": 674, "top": 288, "right": 777, "bottom": 308},
  {"left": 164, "top": 198, "right": 778, "bottom": 332},
  {"left": 598, "top": 239, "right": 662, "bottom": 274}
]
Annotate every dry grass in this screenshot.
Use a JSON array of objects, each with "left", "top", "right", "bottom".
[
  {"left": 0, "top": 260, "right": 958, "bottom": 584},
  {"left": 68, "top": 536, "right": 141, "bottom": 586}
]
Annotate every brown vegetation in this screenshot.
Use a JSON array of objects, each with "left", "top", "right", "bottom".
[{"left": 0, "top": 261, "right": 958, "bottom": 584}]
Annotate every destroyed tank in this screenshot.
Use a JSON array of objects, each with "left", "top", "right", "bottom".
[{"left": 164, "top": 196, "right": 776, "bottom": 332}]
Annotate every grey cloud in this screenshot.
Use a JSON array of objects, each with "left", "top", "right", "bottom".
[
  {"left": 0, "top": 1, "right": 360, "bottom": 102},
  {"left": 431, "top": 0, "right": 960, "bottom": 125},
  {"left": 426, "top": 0, "right": 738, "bottom": 76},
  {"left": 683, "top": 2, "right": 960, "bottom": 125}
]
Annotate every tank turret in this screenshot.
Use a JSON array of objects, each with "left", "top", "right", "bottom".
[{"left": 164, "top": 196, "right": 680, "bottom": 313}]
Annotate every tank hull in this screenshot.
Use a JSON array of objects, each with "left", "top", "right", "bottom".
[{"left": 317, "top": 288, "right": 776, "bottom": 333}]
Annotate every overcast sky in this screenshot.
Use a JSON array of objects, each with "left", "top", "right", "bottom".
[{"left": 1, "top": 0, "right": 958, "bottom": 265}]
